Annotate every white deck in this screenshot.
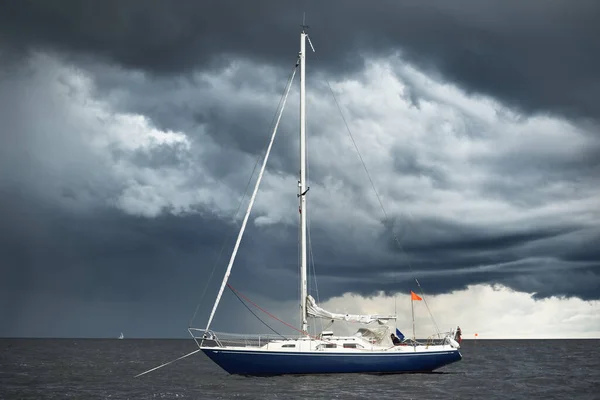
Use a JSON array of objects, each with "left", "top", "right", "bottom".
[{"left": 198, "top": 332, "right": 459, "bottom": 354}]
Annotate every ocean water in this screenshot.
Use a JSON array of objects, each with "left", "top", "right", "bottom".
[{"left": 1, "top": 339, "right": 598, "bottom": 399}]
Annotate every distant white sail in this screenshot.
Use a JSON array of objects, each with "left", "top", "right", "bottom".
[
  {"left": 118, "top": 332, "right": 124, "bottom": 339},
  {"left": 306, "top": 295, "right": 396, "bottom": 324}
]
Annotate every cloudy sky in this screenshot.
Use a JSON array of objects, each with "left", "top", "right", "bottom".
[{"left": 1, "top": 0, "right": 599, "bottom": 339}]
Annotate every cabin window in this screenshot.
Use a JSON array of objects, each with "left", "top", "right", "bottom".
[
  {"left": 343, "top": 343, "right": 358, "bottom": 348},
  {"left": 282, "top": 344, "right": 296, "bottom": 348},
  {"left": 324, "top": 344, "right": 337, "bottom": 348}
]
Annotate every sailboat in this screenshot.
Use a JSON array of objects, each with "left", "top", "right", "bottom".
[
  {"left": 118, "top": 332, "right": 124, "bottom": 340},
  {"left": 189, "top": 26, "right": 462, "bottom": 375}
]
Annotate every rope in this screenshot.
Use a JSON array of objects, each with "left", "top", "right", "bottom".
[
  {"left": 227, "top": 284, "right": 312, "bottom": 336},
  {"left": 310, "top": 43, "right": 441, "bottom": 336},
  {"left": 134, "top": 349, "right": 201, "bottom": 378},
  {"left": 224, "top": 284, "right": 341, "bottom": 345},
  {"left": 227, "top": 285, "right": 286, "bottom": 338}
]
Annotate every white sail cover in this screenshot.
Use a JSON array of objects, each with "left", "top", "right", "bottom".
[
  {"left": 306, "top": 295, "right": 396, "bottom": 324},
  {"left": 354, "top": 326, "right": 391, "bottom": 344}
]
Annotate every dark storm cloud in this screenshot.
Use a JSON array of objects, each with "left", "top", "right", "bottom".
[
  {"left": 1, "top": 0, "right": 600, "bottom": 338},
  {"left": 1, "top": 0, "right": 599, "bottom": 121},
  {"left": 0, "top": 188, "right": 305, "bottom": 337},
  {"left": 392, "top": 152, "right": 448, "bottom": 188},
  {"left": 80, "top": 58, "right": 304, "bottom": 182},
  {"left": 111, "top": 142, "right": 190, "bottom": 169},
  {"left": 308, "top": 217, "right": 600, "bottom": 301}
]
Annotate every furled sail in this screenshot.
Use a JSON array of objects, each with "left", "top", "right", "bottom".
[{"left": 306, "top": 295, "right": 396, "bottom": 324}]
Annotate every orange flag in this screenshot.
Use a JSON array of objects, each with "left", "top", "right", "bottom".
[{"left": 411, "top": 291, "right": 422, "bottom": 301}]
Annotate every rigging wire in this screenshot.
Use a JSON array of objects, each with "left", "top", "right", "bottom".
[
  {"left": 227, "top": 284, "right": 312, "bottom": 336},
  {"left": 188, "top": 59, "right": 301, "bottom": 328},
  {"left": 203, "top": 57, "right": 299, "bottom": 333},
  {"left": 307, "top": 219, "right": 323, "bottom": 335},
  {"left": 310, "top": 41, "right": 441, "bottom": 336},
  {"left": 227, "top": 285, "right": 339, "bottom": 346},
  {"left": 227, "top": 286, "right": 286, "bottom": 338},
  {"left": 188, "top": 142, "right": 257, "bottom": 327},
  {"left": 304, "top": 95, "right": 323, "bottom": 335}
]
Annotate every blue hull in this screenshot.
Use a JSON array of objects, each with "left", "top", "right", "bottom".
[{"left": 202, "top": 348, "right": 462, "bottom": 375}]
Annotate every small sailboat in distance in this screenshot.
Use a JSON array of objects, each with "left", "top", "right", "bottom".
[{"left": 118, "top": 332, "right": 124, "bottom": 340}]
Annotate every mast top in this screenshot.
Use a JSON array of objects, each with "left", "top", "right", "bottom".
[{"left": 301, "top": 12, "right": 309, "bottom": 33}]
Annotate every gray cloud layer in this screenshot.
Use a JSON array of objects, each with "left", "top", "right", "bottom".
[
  {"left": 2, "top": 0, "right": 599, "bottom": 121},
  {"left": 1, "top": 1, "right": 599, "bottom": 337}
]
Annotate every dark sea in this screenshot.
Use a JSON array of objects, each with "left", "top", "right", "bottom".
[{"left": 1, "top": 339, "right": 598, "bottom": 399}]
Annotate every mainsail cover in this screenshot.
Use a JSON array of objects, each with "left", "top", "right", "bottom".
[{"left": 306, "top": 295, "right": 396, "bottom": 324}]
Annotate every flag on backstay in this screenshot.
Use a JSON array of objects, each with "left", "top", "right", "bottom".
[{"left": 410, "top": 291, "right": 422, "bottom": 301}]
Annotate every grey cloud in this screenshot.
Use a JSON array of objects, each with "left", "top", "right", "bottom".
[
  {"left": 0, "top": 190, "right": 302, "bottom": 336},
  {"left": 82, "top": 60, "right": 304, "bottom": 183},
  {"left": 110, "top": 142, "right": 191, "bottom": 170},
  {"left": 300, "top": 215, "right": 599, "bottom": 301},
  {"left": 1, "top": 1, "right": 600, "bottom": 338},
  {"left": 503, "top": 267, "right": 600, "bottom": 301},
  {"left": 71, "top": 54, "right": 600, "bottom": 304},
  {"left": 1, "top": 0, "right": 599, "bottom": 122},
  {"left": 392, "top": 152, "right": 449, "bottom": 188}
]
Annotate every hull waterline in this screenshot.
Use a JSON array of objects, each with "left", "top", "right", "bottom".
[{"left": 201, "top": 348, "right": 462, "bottom": 375}]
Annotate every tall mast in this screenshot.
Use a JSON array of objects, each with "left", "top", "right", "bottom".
[{"left": 299, "top": 26, "right": 308, "bottom": 335}]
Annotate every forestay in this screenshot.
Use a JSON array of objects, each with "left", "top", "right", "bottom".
[{"left": 306, "top": 295, "right": 396, "bottom": 324}]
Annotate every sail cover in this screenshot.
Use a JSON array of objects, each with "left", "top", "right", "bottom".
[
  {"left": 354, "top": 326, "right": 391, "bottom": 344},
  {"left": 306, "top": 295, "right": 396, "bottom": 324}
]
